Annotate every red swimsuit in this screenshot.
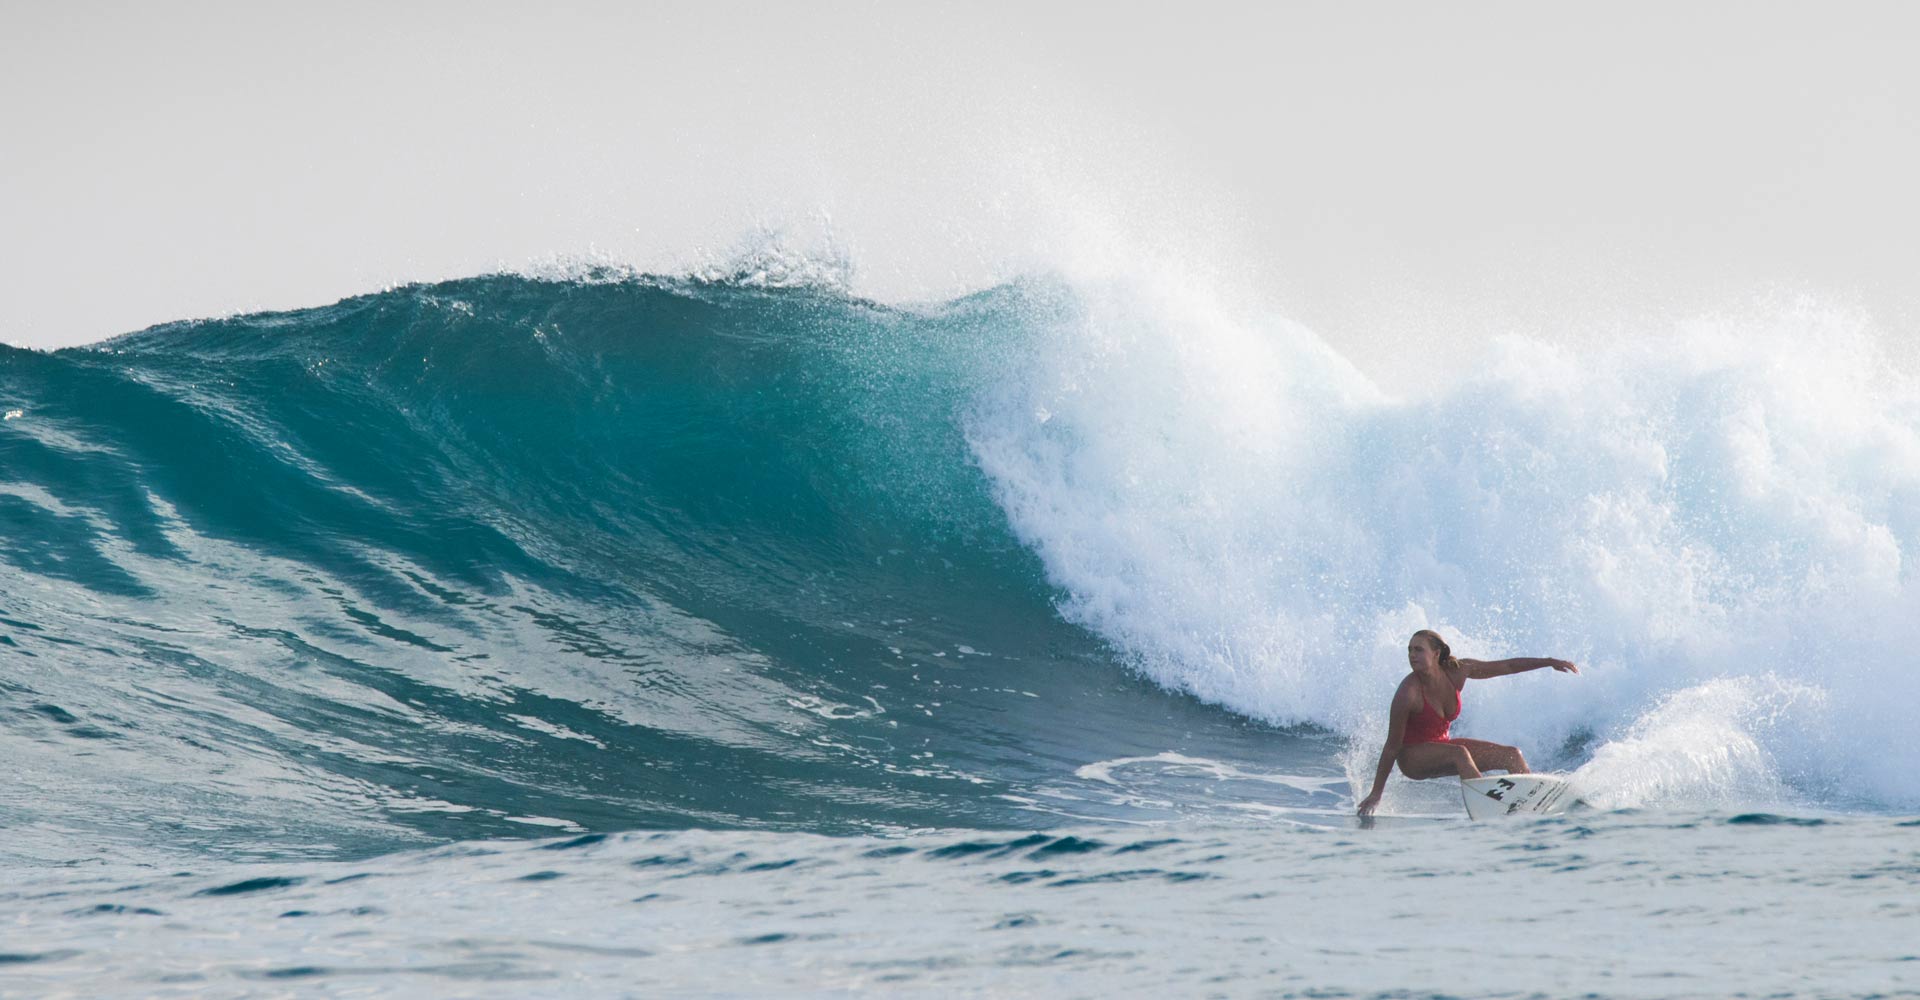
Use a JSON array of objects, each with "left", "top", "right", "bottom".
[{"left": 1403, "top": 682, "right": 1463, "bottom": 745}]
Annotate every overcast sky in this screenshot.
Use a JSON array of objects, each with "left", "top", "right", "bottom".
[{"left": 5, "top": 2, "right": 1917, "bottom": 369}]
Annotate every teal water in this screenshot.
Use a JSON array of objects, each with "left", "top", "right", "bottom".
[
  {"left": 3, "top": 270, "right": 1917, "bottom": 995},
  {"left": 1, "top": 274, "right": 1192, "bottom": 856}
]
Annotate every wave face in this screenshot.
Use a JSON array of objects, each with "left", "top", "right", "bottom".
[
  {"left": 2, "top": 272, "right": 1917, "bottom": 860},
  {"left": 0, "top": 274, "right": 1196, "bottom": 859}
]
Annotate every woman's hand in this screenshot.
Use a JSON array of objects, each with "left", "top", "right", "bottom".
[
  {"left": 1357, "top": 791, "right": 1382, "bottom": 817},
  {"left": 1549, "top": 658, "right": 1580, "bottom": 674}
]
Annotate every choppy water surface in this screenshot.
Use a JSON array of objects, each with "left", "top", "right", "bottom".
[{"left": 5, "top": 812, "right": 1916, "bottom": 998}]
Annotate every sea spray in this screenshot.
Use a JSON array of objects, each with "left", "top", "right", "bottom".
[{"left": 967, "top": 276, "right": 1920, "bottom": 811}]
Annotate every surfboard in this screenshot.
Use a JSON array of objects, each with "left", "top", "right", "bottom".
[{"left": 1461, "top": 774, "right": 1581, "bottom": 819}]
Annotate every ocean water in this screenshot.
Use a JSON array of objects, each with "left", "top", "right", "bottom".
[{"left": 2, "top": 265, "right": 1916, "bottom": 997}]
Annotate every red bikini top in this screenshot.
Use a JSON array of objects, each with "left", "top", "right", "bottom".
[{"left": 1403, "top": 682, "right": 1462, "bottom": 745}]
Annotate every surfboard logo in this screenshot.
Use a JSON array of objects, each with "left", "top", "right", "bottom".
[{"left": 1461, "top": 775, "right": 1577, "bottom": 819}]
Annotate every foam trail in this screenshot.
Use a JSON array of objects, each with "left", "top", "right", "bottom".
[{"left": 1569, "top": 675, "right": 1825, "bottom": 810}]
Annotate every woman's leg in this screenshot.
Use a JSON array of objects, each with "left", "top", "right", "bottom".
[
  {"left": 1397, "top": 741, "right": 1481, "bottom": 780},
  {"left": 1447, "top": 738, "right": 1529, "bottom": 774}
]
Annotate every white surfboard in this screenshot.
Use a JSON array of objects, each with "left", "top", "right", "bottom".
[{"left": 1461, "top": 774, "right": 1581, "bottom": 819}]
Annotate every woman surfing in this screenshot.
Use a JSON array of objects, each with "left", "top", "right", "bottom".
[{"left": 1356, "top": 629, "right": 1579, "bottom": 817}]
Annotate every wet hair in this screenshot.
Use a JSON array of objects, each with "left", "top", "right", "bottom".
[{"left": 1411, "top": 629, "right": 1460, "bottom": 673}]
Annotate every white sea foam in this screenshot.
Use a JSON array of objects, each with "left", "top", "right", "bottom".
[
  {"left": 1569, "top": 674, "right": 1823, "bottom": 810},
  {"left": 969, "top": 272, "right": 1920, "bottom": 811}
]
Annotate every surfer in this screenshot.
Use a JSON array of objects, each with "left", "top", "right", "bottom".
[{"left": 1355, "top": 629, "right": 1579, "bottom": 817}]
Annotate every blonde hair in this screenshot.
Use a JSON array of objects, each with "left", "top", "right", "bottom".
[{"left": 1411, "top": 629, "right": 1459, "bottom": 672}]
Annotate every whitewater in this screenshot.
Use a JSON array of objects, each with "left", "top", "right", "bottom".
[{"left": 2, "top": 262, "right": 1916, "bottom": 997}]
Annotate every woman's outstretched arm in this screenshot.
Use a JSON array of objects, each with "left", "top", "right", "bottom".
[
  {"left": 1357, "top": 687, "right": 1414, "bottom": 816},
  {"left": 1463, "top": 657, "right": 1580, "bottom": 679}
]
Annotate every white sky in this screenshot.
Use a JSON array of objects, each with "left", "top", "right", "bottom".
[{"left": 4, "top": 2, "right": 1918, "bottom": 370}]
